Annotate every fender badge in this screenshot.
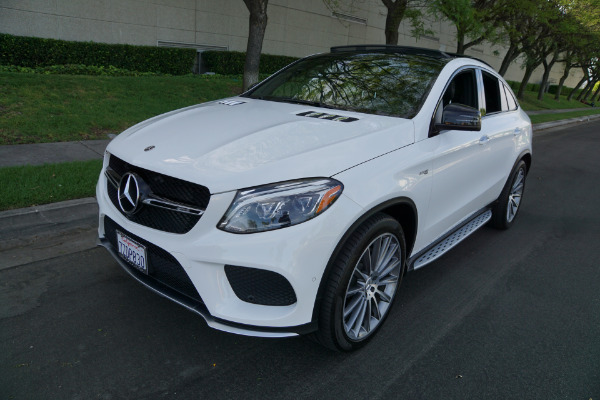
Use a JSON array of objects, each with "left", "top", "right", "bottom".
[{"left": 144, "top": 145, "right": 155, "bottom": 152}]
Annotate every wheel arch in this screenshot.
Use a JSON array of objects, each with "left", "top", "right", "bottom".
[
  {"left": 311, "top": 197, "right": 418, "bottom": 325},
  {"left": 520, "top": 151, "right": 532, "bottom": 173}
]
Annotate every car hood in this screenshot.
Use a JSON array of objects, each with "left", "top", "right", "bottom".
[{"left": 107, "top": 97, "right": 415, "bottom": 193}]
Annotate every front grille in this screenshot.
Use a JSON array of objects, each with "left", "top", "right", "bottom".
[
  {"left": 104, "top": 216, "right": 203, "bottom": 303},
  {"left": 225, "top": 265, "right": 297, "bottom": 306},
  {"left": 106, "top": 155, "right": 211, "bottom": 234}
]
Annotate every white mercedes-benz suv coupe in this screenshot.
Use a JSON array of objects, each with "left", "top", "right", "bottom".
[{"left": 97, "top": 45, "right": 532, "bottom": 351}]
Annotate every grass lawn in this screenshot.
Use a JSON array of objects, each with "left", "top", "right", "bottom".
[
  {"left": 0, "top": 71, "right": 597, "bottom": 211},
  {"left": 529, "top": 108, "right": 600, "bottom": 124},
  {"left": 0, "top": 72, "right": 242, "bottom": 144},
  {"left": 0, "top": 160, "right": 103, "bottom": 211},
  {"left": 1, "top": 70, "right": 594, "bottom": 145},
  {"left": 517, "top": 91, "right": 592, "bottom": 111}
]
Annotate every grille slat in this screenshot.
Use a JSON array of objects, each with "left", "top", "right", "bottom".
[
  {"left": 107, "top": 155, "right": 210, "bottom": 234},
  {"left": 104, "top": 216, "right": 203, "bottom": 303}
]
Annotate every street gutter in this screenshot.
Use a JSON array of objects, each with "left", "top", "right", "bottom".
[{"left": 2, "top": 114, "right": 600, "bottom": 270}]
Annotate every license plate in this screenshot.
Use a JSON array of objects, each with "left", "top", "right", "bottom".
[{"left": 116, "top": 231, "right": 148, "bottom": 274}]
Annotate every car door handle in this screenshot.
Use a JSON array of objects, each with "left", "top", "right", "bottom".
[
  {"left": 514, "top": 127, "right": 520, "bottom": 136},
  {"left": 479, "top": 135, "right": 489, "bottom": 145}
]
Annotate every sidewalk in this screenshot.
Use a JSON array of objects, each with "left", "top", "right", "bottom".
[
  {"left": 0, "top": 110, "right": 599, "bottom": 169},
  {"left": 0, "top": 139, "right": 111, "bottom": 168},
  {"left": 1, "top": 110, "right": 600, "bottom": 269},
  {"left": 525, "top": 107, "right": 594, "bottom": 115}
]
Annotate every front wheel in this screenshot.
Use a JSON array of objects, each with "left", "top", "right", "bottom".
[
  {"left": 490, "top": 160, "right": 527, "bottom": 230},
  {"left": 315, "top": 213, "right": 406, "bottom": 351}
]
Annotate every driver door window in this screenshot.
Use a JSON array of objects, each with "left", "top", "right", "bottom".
[{"left": 435, "top": 69, "right": 479, "bottom": 124}]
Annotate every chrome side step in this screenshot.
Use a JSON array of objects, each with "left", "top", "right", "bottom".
[{"left": 411, "top": 210, "right": 492, "bottom": 270}]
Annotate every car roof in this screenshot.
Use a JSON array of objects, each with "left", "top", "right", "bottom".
[{"left": 329, "top": 45, "right": 493, "bottom": 68}]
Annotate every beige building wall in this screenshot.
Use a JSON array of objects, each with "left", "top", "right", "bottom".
[{"left": 0, "top": 0, "right": 584, "bottom": 88}]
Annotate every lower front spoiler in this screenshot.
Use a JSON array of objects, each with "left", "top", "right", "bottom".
[{"left": 97, "top": 237, "right": 316, "bottom": 338}]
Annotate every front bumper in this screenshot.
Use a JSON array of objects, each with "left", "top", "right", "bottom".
[{"left": 96, "top": 170, "right": 362, "bottom": 337}]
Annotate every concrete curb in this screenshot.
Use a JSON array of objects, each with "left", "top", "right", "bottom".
[
  {"left": 533, "top": 113, "right": 600, "bottom": 133},
  {"left": 0, "top": 197, "right": 99, "bottom": 270},
  {"left": 2, "top": 114, "right": 599, "bottom": 269}
]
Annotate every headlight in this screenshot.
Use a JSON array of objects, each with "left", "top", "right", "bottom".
[{"left": 218, "top": 178, "right": 343, "bottom": 233}]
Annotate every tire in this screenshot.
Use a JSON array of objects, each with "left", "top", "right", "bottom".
[
  {"left": 315, "top": 213, "right": 406, "bottom": 351},
  {"left": 490, "top": 159, "right": 527, "bottom": 230}
]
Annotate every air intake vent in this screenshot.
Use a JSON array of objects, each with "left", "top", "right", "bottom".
[
  {"left": 225, "top": 265, "right": 297, "bottom": 306},
  {"left": 219, "top": 100, "right": 246, "bottom": 106},
  {"left": 297, "top": 111, "right": 358, "bottom": 122},
  {"left": 332, "top": 12, "right": 367, "bottom": 25},
  {"left": 157, "top": 41, "right": 228, "bottom": 51}
]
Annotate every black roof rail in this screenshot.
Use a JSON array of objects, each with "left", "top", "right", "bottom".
[
  {"left": 330, "top": 44, "right": 452, "bottom": 59},
  {"left": 330, "top": 44, "right": 493, "bottom": 68}
]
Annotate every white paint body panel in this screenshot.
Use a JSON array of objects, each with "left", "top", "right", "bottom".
[
  {"left": 97, "top": 56, "right": 532, "bottom": 335},
  {"left": 108, "top": 98, "right": 414, "bottom": 193}
]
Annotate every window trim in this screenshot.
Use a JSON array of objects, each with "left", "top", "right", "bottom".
[
  {"left": 478, "top": 67, "right": 521, "bottom": 118},
  {"left": 480, "top": 69, "right": 505, "bottom": 117},
  {"left": 429, "top": 65, "right": 481, "bottom": 137},
  {"left": 503, "top": 83, "right": 519, "bottom": 111}
]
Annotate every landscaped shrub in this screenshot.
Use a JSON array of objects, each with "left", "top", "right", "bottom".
[
  {"left": 0, "top": 64, "right": 168, "bottom": 76},
  {"left": 202, "top": 50, "right": 298, "bottom": 75},
  {"left": 0, "top": 34, "right": 196, "bottom": 75},
  {"left": 506, "top": 79, "right": 585, "bottom": 97}
]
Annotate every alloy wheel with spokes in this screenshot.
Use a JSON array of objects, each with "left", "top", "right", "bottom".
[
  {"left": 343, "top": 233, "right": 402, "bottom": 340},
  {"left": 490, "top": 159, "right": 527, "bottom": 230},
  {"left": 315, "top": 213, "right": 406, "bottom": 351},
  {"left": 506, "top": 167, "right": 525, "bottom": 223}
]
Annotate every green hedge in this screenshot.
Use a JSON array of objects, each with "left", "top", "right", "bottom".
[
  {"left": 506, "top": 79, "right": 585, "bottom": 97},
  {"left": 0, "top": 34, "right": 196, "bottom": 75},
  {"left": 202, "top": 50, "right": 298, "bottom": 75},
  {"left": 506, "top": 80, "right": 540, "bottom": 93},
  {"left": 0, "top": 64, "right": 167, "bottom": 76}
]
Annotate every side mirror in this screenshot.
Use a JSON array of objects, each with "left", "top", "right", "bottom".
[{"left": 435, "top": 103, "right": 481, "bottom": 132}]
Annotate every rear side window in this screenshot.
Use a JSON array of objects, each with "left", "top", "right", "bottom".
[
  {"left": 504, "top": 84, "right": 518, "bottom": 110},
  {"left": 482, "top": 71, "right": 502, "bottom": 114}
]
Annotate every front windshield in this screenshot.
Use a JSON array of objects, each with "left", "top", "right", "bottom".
[{"left": 245, "top": 52, "right": 447, "bottom": 118}]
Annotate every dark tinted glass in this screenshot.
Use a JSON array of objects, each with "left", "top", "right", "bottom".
[
  {"left": 482, "top": 71, "right": 502, "bottom": 114},
  {"left": 245, "top": 52, "right": 447, "bottom": 118},
  {"left": 442, "top": 69, "right": 478, "bottom": 109}
]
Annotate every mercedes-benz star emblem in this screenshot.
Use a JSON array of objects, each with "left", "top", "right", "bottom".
[{"left": 117, "top": 172, "right": 141, "bottom": 215}]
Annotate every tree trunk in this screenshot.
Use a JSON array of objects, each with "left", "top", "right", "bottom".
[
  {"left": 498, "top": 42, "right": 519, "bottom": 77},
  {"left": 461, "top": 36, "right": 485, "bottom": 54},
  {"left": 567, "top": 75, "right": 588, "bottom": 101},
  {"left": 383, "top": 0, "right": 408, "bottom": 45},
  {"left": 554, "top": 65, "right": 571, "bottom": 100},
  {"left": 243, "top": 0, "right": 268, "bottom": 91},
  {"left": 537, "top": 50, "right": 558, "bottom": 101},
  {"left": 456, "top": 30, "right": 465, "bottom": 55},
  {"left": 582, "top": 80, "right": 598, "bottom": 101},
  {"left": 577, "top": 79, "right": 594, "bottom": 101},
  {"left": 517, "top": 65, "right": 535, "bottom": 100}
]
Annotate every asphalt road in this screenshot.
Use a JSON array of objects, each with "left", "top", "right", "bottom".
[{"left": 2, "top": 121, "right": 599, "bottom": 400}]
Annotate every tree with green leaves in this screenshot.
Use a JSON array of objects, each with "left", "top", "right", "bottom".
[
  {"left": 380, "top": 0, "right": 426, "bottom": 45},
  {"left": 495, "top": 0, "right": 540, "bottom": 76},
  {"left": 426, "top": 0, "right": 502, "bottom": 54},
  {"left": 324, "top": 0, "right": 425, "bottom": 45}
]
